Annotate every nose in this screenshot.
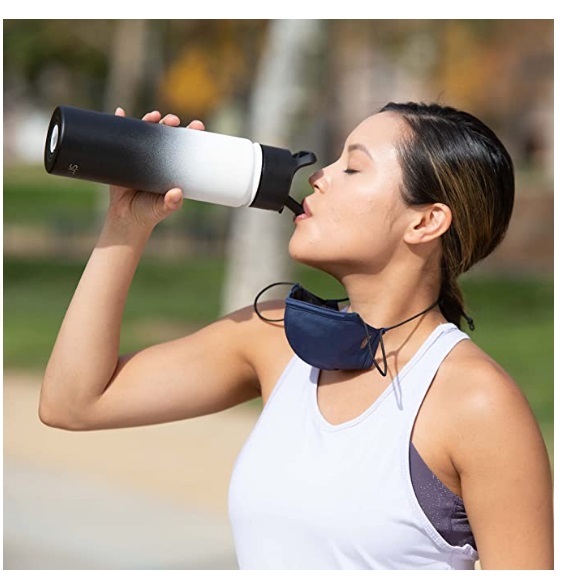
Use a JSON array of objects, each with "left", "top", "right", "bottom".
[{"left": 308, "top": 169, "right": 328, "bottom": 192}]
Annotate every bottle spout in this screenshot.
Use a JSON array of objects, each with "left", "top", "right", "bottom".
[
  {"left": 282, "top": 195, "right": 304, "bottom": 216},
  {"left": 281, "top": 150, "right": 316, "bottom": 215},
  {"left": 292, "top": 150, "right": 317, "bottom": 171}
]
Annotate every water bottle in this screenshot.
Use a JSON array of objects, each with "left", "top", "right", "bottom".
[{"left": 44, "top": 105, "right": 317, "bottom": 216}]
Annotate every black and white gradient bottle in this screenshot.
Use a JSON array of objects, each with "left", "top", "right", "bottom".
[{"left": 44, "top": 106, "right": 317, "bottom": 216}]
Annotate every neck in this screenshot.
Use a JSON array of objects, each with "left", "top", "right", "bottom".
[
  {"left": 336, "top": 268, "right": 445, "bottom": 377},
  {"left": 340, "top": 266, "right": 445, "bottom": 341}
]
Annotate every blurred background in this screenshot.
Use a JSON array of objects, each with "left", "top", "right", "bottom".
[{"left": 4, "top": 19, "right": 553, "bottom": 570}]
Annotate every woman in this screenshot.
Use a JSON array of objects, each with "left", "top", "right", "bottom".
[{"left": 39, "top": 102, "right": 553, "bottom": 570}]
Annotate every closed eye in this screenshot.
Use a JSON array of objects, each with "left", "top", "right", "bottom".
[{"left": 343, "top": 169, "right": 359, "bottom": 175}]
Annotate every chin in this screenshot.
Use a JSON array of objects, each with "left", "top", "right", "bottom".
[
  {"left": 288, "top": 237, "right": 344, "bottom": 278},
  {"left": 288, "top": 234, "right": 318, "bottom": 266}
]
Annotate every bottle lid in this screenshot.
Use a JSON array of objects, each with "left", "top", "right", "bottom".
[{"left": 250, "top": 146, "right": 317, "bottom": 215}]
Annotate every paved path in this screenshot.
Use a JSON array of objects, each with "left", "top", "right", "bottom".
[{"left": 3, "top": 371, "right": 259, "bottom": 570}]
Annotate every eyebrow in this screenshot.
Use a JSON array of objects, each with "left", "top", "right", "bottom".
[{"left": 347, "top": 143, "right": 373, "bottom": 159}]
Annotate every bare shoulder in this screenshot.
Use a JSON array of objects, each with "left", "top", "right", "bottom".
[
  {"left": 436, "top": 339, "right": 536, "bottom": 435},
  {"left": 431, "top": 337, "right": 553, "bottom": 569},
  {"left": 437, "top": 338, "right": 524, "bottom": 416},
  {"left": 432, "top": 337, "right": 550, "bottom": 475}
]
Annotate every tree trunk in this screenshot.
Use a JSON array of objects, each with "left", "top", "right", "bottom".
[
  {"left": 96, "top": 20, "right": 151, "bottom": 223},
  {"left": 221, "top": 19, "right": 324, "bottom": 315},
  {"left": 103, "top": 20, "right": 150, "bottom": 115}
]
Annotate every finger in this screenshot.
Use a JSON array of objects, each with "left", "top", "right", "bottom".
[
  {"left": 142, "top": 110, "right": 162, "bottom": 122},
  {"left": 159, "top": 113, "right": 181, "bottom": 127},
  {"left": 115, "top": 107, "right": 126, "bottom": 117},
  {"left": 187, "top": 120, "right": 205, "bottom": 131},
  {"left": 163, "top": 188, "right": 184, "bottom": 210}
]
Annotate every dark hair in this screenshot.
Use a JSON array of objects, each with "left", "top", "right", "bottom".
[{"left": 379, "top": 101, "right": 515, "bottom": 329}]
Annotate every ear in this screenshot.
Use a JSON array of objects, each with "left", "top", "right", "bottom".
[{"left": 403, "top": 203, "right": 452, "bottom": 245}]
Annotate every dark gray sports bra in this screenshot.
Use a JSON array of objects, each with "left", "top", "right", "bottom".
[{"left": 410, "top": 442, "right": 476, "bottom": 550}]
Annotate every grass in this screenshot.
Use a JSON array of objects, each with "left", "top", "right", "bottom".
[
  {"left": 4, "top": 256, "right": 553, "bottom": 418},
  {"left": 4, "top": 166, "right": 102, "bottom": 228},
  {"left": 3, "top": 255, "right": 226, "bottom": 370},
  {"left": 3, "top": 164, "right": 231, "bottom": 236},
  {"left": 459, "top": 276, "right": 553, "bottom": 422}
]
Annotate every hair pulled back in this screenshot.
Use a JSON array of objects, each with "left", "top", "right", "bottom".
[{"left": 379, "top": 102, "right": 515, "bottom": 329}]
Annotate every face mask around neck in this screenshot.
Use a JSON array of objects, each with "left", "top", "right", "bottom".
[{"left": 254, "top": 282, "right": 439, "bottom": 376}]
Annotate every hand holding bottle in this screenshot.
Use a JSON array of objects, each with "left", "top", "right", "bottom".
[{"left": 107, "top": 108, "right": 205, "bottom": 229}]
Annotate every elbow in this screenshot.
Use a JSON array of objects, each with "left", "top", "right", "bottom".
[
  {"left": 38, "top": 401, "right": 79, "bottom": 431},
  {"left": 38, "top": 402, "right": 66, "bottom": 430},
  {"left": 38, "top": 385, "right": 91, "bottom": 431}
]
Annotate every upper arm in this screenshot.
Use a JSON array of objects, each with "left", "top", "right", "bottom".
[
  {"left": 449, "top": 359, "right": 553, "bottom": 569},
  {"left": 77, "top": 303, "right": 282, "bottom": 430}
]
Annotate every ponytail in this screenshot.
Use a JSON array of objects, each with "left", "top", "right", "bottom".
[
  {"left": 378, "top": 102, "right": 514, "bottom": 333},
  {"left": 438, "top": 268, "right": 475, "bottom": 331}
]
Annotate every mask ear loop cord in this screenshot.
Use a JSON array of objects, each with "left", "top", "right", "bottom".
[
  {"left": 253, "top": 282, "right": 350, "bottom": 323},
  {"left": 362, "top": 299, "right": 441, "bottom": 377},
  {"left": 253, "top": 281, "right": 296, "bottom": 323},
  {"left": 360, "top": 321, "right": 389, "bottom": 376}
]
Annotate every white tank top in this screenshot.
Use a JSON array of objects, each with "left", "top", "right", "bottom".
[{"left": 228, "top": 322, "right": 479, "bottom": 570}]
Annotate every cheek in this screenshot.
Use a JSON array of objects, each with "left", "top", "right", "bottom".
[
  {"left": 354, "top": 176, "right": 405, "bottom": 230},
  {"left": 289, "top": 177, "right": 403, "bottom": 262},
  {"left": 289, "top": 214, "right": 388, "bottom": 270},
  {"left": 335, "top": 190, "right": 386, "bottom": 239}
]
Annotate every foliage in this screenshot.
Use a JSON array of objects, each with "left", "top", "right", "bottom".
[
  {"left": 159, "top": 20, "right": 266, "bottom": 119},
  {"left": 4, "top": 20, "right": 553, "bottom": 144},
  {"left": 4, "top": 20, "right": 267, "bottom": 118},
  {"left": 4, "top": 20, "right": 112, "bottom": 107}
]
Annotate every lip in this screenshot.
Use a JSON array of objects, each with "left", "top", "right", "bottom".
[{"left": 294, "top": 198, "right": 313, "bottom": 223}]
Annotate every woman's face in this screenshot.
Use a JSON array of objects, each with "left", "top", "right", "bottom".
[{"left": 288, "top": 111, "right": 415, "bottom": 276}]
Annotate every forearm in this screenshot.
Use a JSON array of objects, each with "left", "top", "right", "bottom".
[{"left": 40, "top": 215, "right": 153, "bottom": 425}]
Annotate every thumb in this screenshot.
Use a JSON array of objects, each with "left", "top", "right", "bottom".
[{"left": 163, "top": 188, "right": 184, "bottom": 212}]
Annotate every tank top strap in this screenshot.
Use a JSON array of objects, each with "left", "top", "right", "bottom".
[{"left": 393, "top": 322, "right": 469, "bottom": 425}]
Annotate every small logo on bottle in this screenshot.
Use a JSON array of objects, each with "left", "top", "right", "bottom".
[{"left": 68, "top": 164, "right": 79, "bottom": 175}]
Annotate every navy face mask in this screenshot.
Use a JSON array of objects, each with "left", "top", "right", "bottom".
[{"left": 254, "top": 282, "right": 440, "bottom": 376}]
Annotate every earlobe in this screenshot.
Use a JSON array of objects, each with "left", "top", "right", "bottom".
[{"left": 404, "top": 203, "right": 452, "bottom": 245}]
